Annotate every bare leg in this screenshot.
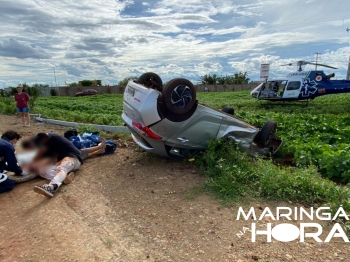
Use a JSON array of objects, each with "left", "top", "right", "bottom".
[
  {"left": 31, "top": 158, "right": 57, "bottom": 175},
  {"left": 25, "top": 112, "right": 30, "bottom": 126},
  {"left": 87, "top": 148, "right": 105, "bottom": 158},
  {"left": 20, "top": 112, "right": 25, "bottom": 126},
  {"left": 85, "top": 138, "right": 106, "bottom": 153},
  {"left": 33, "top": 157, "right": 81, "bottom": 198},
  {"left": 50, "top": 157, "right": 80, "bottom": 187}
]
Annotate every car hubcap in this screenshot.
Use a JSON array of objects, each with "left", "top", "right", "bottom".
[{"left": 171, "top": 85, "right": 192, "bottom": 108}]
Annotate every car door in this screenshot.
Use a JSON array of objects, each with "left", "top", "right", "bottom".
[
  {"left": 281, "top": 81, "right": 301, "bottom": 98},
  {"left": 165, "top": 111, "right": 223, "bottom": 149}
]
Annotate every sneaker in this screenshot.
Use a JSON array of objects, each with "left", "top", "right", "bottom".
[
  {"left": 63, "top": 172, "right": 75, "bottom": 184},
  {"left": 33, "top": 184, "right": 57, "bottom": 198}
]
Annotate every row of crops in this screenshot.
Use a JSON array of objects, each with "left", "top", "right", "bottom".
[
  {"left": 2, "top": 91, "right": 350, "bottom": 183},
  {"left": 33, "top": 95, "right": 124, "bottom": 126}
]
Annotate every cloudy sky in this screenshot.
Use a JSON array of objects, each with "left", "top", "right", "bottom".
[{"left": 0, "top": 0, "right": 350, "bottom": 87}]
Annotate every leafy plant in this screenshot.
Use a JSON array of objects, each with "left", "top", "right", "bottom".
[
  {"left": 26, "top": 86, "right": 42, "bottom": 110},
  {"left": 197, "top": 139, "right": 350, "bottom": 214}
]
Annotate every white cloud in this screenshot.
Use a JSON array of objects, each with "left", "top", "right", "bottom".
[
  {"left": 0, "top": 0, "right": 350, "bottom": 86},
  {"left": 228, "top": 46, "right": 350, "bottom": 79}
]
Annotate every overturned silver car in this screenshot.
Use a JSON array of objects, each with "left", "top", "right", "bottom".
[{"left": 122, "top": 72, "right": 282, "bottom": 159}]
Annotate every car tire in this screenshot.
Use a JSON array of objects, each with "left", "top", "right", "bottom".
[
  {"left": 138, "top": 72, "right": 163, "bottom": 92},
  {"left": 256, "top": 120, "right": 277, "bottom": 147},
  {"left": 7, "top": 173, "right": 39, "bottom": 184},
  {"left": 222, "top": 106, "right": 234, "bottom": 115},
  {"left": 162, "top": 78, "right": 197, "bottom": 115}
]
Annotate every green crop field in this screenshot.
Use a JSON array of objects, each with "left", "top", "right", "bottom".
[
  {"left": 3, "top": 91, "right": 350, "bottom": 219},
  {"left": 33, "top": 95, "right": 124, "bottom": 126},
  {"left": 2, "top": 91, "right": 350, "bottom": 184},
  {"left": 32, "top": 92, "right": 350, "bottom": 183}
]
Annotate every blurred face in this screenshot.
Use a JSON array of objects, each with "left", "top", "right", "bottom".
[
  {"left": 22, "top": 140, "right": 36, "bottom": 150},
  {"left": 17, "top": 87, "right": 23, "bottom": 93},
  {"left": 10, "top": 138, "right": 18, "bottom": 146}
]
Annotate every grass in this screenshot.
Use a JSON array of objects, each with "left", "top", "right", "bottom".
[
  {"left": 105, "top": 238, "right": 113, "bottom": 248},
  {"left": 197, "top": 139, "right": 350, "bottom": 215}
]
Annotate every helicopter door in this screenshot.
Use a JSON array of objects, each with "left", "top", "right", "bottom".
[{"left": 281, "top": 81, "right": 301, "bottom": 99}]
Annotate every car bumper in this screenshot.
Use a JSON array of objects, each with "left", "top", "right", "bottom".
[{"left": 131, "top": 133, "right": 153, "bottom": 151}]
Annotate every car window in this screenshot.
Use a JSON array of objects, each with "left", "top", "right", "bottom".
[{"left": 286, "top": 81, "right": 301, "bottom": 90}]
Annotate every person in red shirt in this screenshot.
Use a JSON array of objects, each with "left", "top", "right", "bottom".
[{"left": 14, "top": 85, "right": 30, "bottom": 127}]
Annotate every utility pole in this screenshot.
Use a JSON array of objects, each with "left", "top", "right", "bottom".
[
  {"left": 347, "top": 56, "right": 350, "bottom": 80},
  {"left": 52, "top": 67, "right": 57, "bottom": 87},
  {"left": 314, "top": 52, "right": 321, "bottom": 70}
]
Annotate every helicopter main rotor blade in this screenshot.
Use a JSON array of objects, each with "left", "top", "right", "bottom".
[{"left": 306, "top": 62, "right": 338, "bottom": 69}]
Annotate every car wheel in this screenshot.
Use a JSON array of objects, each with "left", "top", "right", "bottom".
[
  {"left": 7, "top": 173, "right": 39, "bottom": 184},
  {"left": 222, "top": 106, "right": 234, "bottom": 115},
  {"left": 162, "top": 78, "right": 196, "bottom": 115},
  {"left": 255, "top": 120, "right": 277, "bottom": 147},
  {"left": 138, "top": 72, "right": 163, "bottom": 92}
]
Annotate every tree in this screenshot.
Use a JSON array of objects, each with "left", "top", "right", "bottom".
[
  {"left": 79, "top": 80, "right": 93, "bottom": 86},
  {"left": 26, "top": 85, "right": 42, "bottom": 110},
  {"left": 119, "top": 76, "right": 137, "bottom": 87},
  {"left": 78, "top": 80, "right": 102, "bottom": 87},
  {"left": 200, "top": 74, "right": 218, "bottom": 85},
  {"left": 205, "top": 72, "right": 250, "bottom": 85},
  {"left": 232, "top": 72, "right": 250, "bottom": 84},
  {"left": 0, "top": 89, "right": 11, "bottom": 97}
]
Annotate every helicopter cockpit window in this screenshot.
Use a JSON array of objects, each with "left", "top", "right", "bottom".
[{"left": 286, "top": 81, "right": 301, "bottom": 90}]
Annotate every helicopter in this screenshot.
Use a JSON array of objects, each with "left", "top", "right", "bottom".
[{"left": 250, "top": 60, "right": 350, "bottom": 102}]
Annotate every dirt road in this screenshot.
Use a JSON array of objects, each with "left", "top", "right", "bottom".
[{"left": 0, "top": 114, "right": 349, "bottom": 261}]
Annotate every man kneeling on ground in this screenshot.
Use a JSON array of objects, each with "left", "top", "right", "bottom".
[
  {"left": 0, "top": 130, "right": 29, "bottom": 193},
  {"left": 22, "top": 132, "right": 83, "bottom": 198}
]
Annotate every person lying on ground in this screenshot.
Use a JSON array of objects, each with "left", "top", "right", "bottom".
[
  {"left": 0, "top": 130, "right": 29, "bottom": 194},
  {"left": 22, "top": 139, "right": 106, "bottom": 184},
  {"left": 21, "top": 132, "right": 83, "bottom": 198}
]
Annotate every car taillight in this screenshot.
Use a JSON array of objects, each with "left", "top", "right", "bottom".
[{"left": 132, "top": 121, "right": 162, "bottom": 140}]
